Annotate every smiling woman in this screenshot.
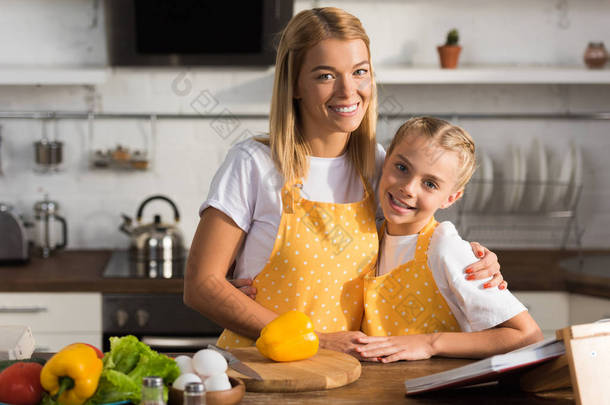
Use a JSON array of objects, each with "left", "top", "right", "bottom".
[
  {"left": 294, "top": 38, "right": 373, "bottom": 158},
  {"left": 183, "top": 7, "right": 506, "bottom": 359}
]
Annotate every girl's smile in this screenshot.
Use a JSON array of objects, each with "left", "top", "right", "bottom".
[
  {"left": 379, "top": 135, "right": 463, "bottom": 236},
  {"left": 387, "top": 192, "right": 416, "bottom": 212}
]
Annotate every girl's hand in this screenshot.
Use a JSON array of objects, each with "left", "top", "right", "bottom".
[
  {"left": 468, "top": 242, "right": 508, "bottom": 290},
  {"left": 229, "top": 278, "right": 257, "bottom": 300},
  {"left": 355, "top": 335, "right": 434, "bottom": 362},
  {"left": 317, "top": 331, "right": 377, "bottom": 361}
]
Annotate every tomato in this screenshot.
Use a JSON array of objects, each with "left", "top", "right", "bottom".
[
  {"left": 0, "top": 362, "right": 44, "bottom": 405},
  {"left": 80, "top": 343, "right": 104, "bottom": 359},
  {"left": 66, "top": 342, "right": 104, "bottom": 359}
]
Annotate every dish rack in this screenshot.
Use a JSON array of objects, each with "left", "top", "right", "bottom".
[{"left": 454, "top": 179, "right": 583, "bottom": 249}]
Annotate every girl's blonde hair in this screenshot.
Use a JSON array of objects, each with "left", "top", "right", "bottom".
[
  {"left": 261, "top": 7, "right": 378, "bottom": 184},
  {"left": 387, "top": 117, "right": 476, "bottom": 191}
]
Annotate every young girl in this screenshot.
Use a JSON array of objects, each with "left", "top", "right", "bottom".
[
  {"left": 184, "top": 7, "right": 505, "bottom": 358},
  {"left": 356, "top": 117, "right": 543, "bottom": 362}
]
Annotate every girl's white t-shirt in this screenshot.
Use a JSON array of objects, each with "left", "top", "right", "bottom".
[
  {"left": 377, "top": 221, "right": 527, "bottom": 332},
  {"left": 200, "top": 138, "right": 386, "bottom": 280}
]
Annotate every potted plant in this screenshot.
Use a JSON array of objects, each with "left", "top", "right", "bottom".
[{"left": 437, "top": 29, "right": 462, "bottom": 69}]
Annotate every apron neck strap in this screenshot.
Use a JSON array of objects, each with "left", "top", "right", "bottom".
[
  {"left": 281, "top": 179, "right": 303, "bottom": 214},
  {"left": 414, "top": 217, "right": 439, "bottom": 262}
]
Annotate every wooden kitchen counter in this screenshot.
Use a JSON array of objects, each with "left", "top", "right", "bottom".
[
  {"left": 239, "top": 358, "right": 573, "bottom": 404},
  {"left": 34, "top": 352, "right": 574, "bottom": 404},
  {"left": 0, "top": 250, "right": 183, "bottom": 293},
  {"left": 0, "top": 249, "right": 608, "bottom": 299}
]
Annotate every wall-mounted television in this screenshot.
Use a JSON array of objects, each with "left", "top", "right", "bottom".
[{"left": 105, "top": 0, "right": 293, "bottom": 66}]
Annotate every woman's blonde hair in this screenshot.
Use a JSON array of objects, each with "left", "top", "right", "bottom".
[
  {"left": 261, "top": 7, "right": 378, "bottom": 184},
  {"left": 387, "top": 117, "right": 476, "bottom": 191}
]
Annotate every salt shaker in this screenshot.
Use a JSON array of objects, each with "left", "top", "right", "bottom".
[
  {"left": 141, "top": 376, "right": 165, "bottom": 405},
  {"left": 183, "top": 382, "right": 206, "bottom": 405}
]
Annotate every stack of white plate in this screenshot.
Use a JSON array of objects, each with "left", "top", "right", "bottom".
[
  {"left": 544, "top": 142, "right": 583, "bottom": 211},
  {"left": 465, "top": 140, "right": 582, "bottom": 214},
  {"left": 520, "top": 138, "right": 548, "bottom": 212},
  {"left": 464, "top": 149, "right": 494, "bottom": 212},
  {"left": 502, "top": 145, "right": 527, "bottom": 212},
  {"left": 565, "top": 141, "right": 583, "bottom": 210}
]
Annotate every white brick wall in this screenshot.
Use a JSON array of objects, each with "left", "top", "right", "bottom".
[{"left": 0, "top": 0, "right": 609, "bottom": 249}]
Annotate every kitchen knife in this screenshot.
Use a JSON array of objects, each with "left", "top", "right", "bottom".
[{"left": 207, "top": 344, "right": 263, "bottom": 381}]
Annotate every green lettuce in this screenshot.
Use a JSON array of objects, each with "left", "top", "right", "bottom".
[{"left": 85, "top": 335, "right": 180, "bottom": 404}]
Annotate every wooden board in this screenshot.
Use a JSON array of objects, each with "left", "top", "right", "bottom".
[{"left": 225, "top": 347, "right": 361, "bottom": 392}]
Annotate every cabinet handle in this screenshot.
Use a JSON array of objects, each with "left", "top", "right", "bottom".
[{"left": 0, "top": 306, "right": 48, "bottom": 313}]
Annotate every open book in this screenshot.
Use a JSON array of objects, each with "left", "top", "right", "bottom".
[{"left": 404, "top": 338, "right": 566, "bottom": 395}]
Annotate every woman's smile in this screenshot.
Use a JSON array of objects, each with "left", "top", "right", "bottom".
[
  {"left": 295, "top": 38, "right": 372, "bottom": 153},
  {"left": 328, "top": 102, "right": 360, "bottom": 116}
]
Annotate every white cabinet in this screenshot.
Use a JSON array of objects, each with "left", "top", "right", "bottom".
[
  {"left": 513, "top": 292, "right": 570, "bottom": 339},
  {"left": 569, "top": 294, "right": 610, "bottom": 325},
  {"left": 0, "top": 293, "right": 102, "bottom": 352},
  {"left": 513, "top": 291, "right": 610, "bottom": 339}
]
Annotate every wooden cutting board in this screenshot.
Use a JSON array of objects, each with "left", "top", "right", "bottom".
[{"left": 225, "top": 347, "right": 361, "bottom": 392}]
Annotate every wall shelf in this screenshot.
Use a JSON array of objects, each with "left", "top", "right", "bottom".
[
  {"left": 2, "top": 65, "right": 608, "bottom": 86},
  {"left": 0, "top": 66, "right": 108, "bottom": 85},
  {"left": 375, "top": 65, "right": 610, "bottom": 85}
]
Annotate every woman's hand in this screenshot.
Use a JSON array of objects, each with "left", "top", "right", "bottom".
[
  {"left": 230, "top": 278, "right": 257, "bottom": 300},
  {"left": 468, "top": 242, "right": 507, "bottom": 290},
  {"left": 317, "top": 331, "right": 376, "bottom": 361},
  {"left": 355, "top": 335, "right": 434, "bottom": 363}
]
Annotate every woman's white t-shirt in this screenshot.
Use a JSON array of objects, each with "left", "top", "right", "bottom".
[
  {"left": 377, "top": 221, "right": 527, "bottom": 332},
  {"left": 201, "top": 138, "right": 386, "bottom": 280}
]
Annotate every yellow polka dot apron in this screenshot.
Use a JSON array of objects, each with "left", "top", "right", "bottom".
[
  {"left": 216, "top": 176, "right": 379, "bottom": 348},
  {"left": 361, "top": 217, "right": 460, "bottom": 336}
]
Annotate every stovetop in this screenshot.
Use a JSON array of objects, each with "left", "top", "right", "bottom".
[{"left": 102, "top": 250, "right": 185, "bottom": 279}]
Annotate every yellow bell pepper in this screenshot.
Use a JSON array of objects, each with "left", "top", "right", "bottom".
[
  {"left": 40, "top": 343, "right": 103, "bottom": 405},
  {"left": 256, "top": 310, "right": 319, "bottom": 362}
]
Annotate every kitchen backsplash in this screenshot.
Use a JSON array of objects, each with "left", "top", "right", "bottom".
[{"left": 0, "top": 0, "right": 609, "bottom": 249}]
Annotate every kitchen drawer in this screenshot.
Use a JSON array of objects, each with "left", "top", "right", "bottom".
[
  {"left": 0, "top": 293, "right": 101, "bottom": 333},
  {"left": 32, "top": 332, "right": 102, "bottom": 353},
  {"left": 570, "top": 293, "right": 610, "bottom": 325},
  {"left": 513, "top": 291, "right": 570, "bottom": 333}
]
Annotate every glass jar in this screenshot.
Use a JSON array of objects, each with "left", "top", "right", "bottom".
[
  {"left": 141, "top": 376, "right": 165, "bottom": 405},
  {"left": 584, "top": 42, "right": 608, "bottom": 69}
]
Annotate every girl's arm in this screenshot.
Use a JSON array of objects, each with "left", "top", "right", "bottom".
[
  {"left": 230, "top": 241, "right": 506, "bottom": 299},
  {"left": 355, "top": 311, "right": 543, "bottom": 362},
  {"left": 183, "top": 207, "right": 278, "bottom": 340}
]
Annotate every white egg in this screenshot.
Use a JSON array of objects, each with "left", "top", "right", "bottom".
[
  {"left": 172, "top": 373, "right": 202, "bottom": 391},
  {"left": 205, "top": 373, "right": 232, "bottom": 392},
  {"left": 192, "top": 349, "right": 227, "bottom": 377},
  {"left": 174, "top": 355, "right": 194, "bottom": 375}
]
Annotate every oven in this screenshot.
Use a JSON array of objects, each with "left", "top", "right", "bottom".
[
  {"left": 102, "top": 293, "right": 223, "bottom": 352},
  {"left": 102, "top": 250, "right": 223, "bottom": 352}
]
